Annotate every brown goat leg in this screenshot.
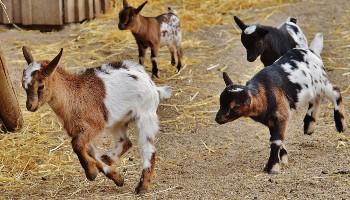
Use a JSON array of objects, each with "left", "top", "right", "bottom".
[
  {"left": 88, "top": 144, "right": 125, "bottom": 186},
  {"left": 168, "top": 45, "right": 176, "bottom": 66},
  {"left": 135, "top": 152, "right": 156, "bottom": 194},
  {"left": 100, "top": 138, "right": 133, "bottom": 166},
  {"left": 71, "top": 137, "right": 98, "bottom": 181},
  {"left": 137, "top": 44, "right": 147, "bottom": 66},
  {"left": 100, "top": 124, "right": 133, "bottom": 166},
  {"left": 176, "top": 46, "right": 183, "bottom": 71}
]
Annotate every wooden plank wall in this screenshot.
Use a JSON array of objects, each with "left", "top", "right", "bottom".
[{"left": 0, "top": 0, "right": 112, "bottom": 25}]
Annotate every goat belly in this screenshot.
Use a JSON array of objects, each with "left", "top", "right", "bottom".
[
  {"left": 158, "top": 14, "right": 181, "bottom": 46},
  {"left": 95, "top": 61, "right": 160, "bottom": 127}
]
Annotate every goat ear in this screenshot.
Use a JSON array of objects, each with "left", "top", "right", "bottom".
[
  {"left": 42, "top": 48, "right": 63, "bottom": 77},
  {"left": 223, "top": 72, "right": 233, "bottom": 86},
  {"left": 256, "top": 27, "right": 269, "bottom": 37},
  {"left": 289, "top": 17, "right": 297, "bottom": 24},
  {"left": 122, "top": 0, "right": 129, "bottom": 8},
  {"left": 135, "top": 1, "right": 147, "bottom": 14},
  {"left": 233, "top": 16, "right": 247, "bottom": 31},
  {"left": 22, "top": 46, "right": 34, "bottom": 64}
]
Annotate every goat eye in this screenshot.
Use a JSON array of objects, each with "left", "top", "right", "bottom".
[{"left": 38, "top": 85, "right": 44, "bottom": 90}]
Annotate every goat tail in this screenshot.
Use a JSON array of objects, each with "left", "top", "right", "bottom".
[
  {"left": 168, "top": 7, "right": 177, "bottom": 15},
  {"left": 157, "top": 86, "right": 172, "bottom": 101},
  {"left": 310, "top": 32, "right": 323, "bottom": 56}
]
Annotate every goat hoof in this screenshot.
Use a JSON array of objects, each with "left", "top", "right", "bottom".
[
  {"left": 106, "top": 171, "right": 124, "bottom": 187},
  {"left": 152, "top": 72, "right": 159, "bottom": 79},
  {"left": 135, "top": 183, "right": 148, "bottom": 194},
  {"left": 268, "top": 163, "right": 281, "bottom": 174},
  {"left": 85, "top": 167, "right": 98, "bottom": 181},
  {"left": 304, "top": 130, "right": 314, "bottom": 135},
  {"left": 176, "top": 64, "right": 182, "bottom": 72},
  {"left": 280, "top": 154, "right": 288, "bottom": 165},
  {"left": 101, "top": 154, "right": 113, "bottom": 166},
  {"left": 304, "top": 125, "right": 315, "bottom": 135},
  {"left": 171, "top": 60, "right": 176, "bottom": 66}
]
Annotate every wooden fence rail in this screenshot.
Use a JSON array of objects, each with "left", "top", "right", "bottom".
[{"left": 0, "top": 0, "right": 112, "bottom": 25}]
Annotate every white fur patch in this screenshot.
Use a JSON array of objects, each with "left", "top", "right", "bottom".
[
  {"left": 286, "top": 22, "right": 308, "bottom": 48},
  {"left": 102, "top": 166, "right": 110, "bottom": 174},
  {"left": 229, "top": 88, "right": 244, "bottom": 93},
  {"left": 244, "top": 25, "right": 257, "bottom": 35},
  {"left": 23, "top": 62, "right": 41, "bottom": 89},
  {"left": 271, "top": 140, "right": 282, "bottom": 146},
  {"left": 151, "top": 57, "right": 157, "bottom": 62},
  {"left": 160, "top": 14, "right": 182, "bottom": 47},
  {"left": 96, "top": 60, "right": 159, "bottom": 127}
]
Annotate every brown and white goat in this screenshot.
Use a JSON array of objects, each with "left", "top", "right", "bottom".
[
  {"left": 118, "top": 0, "right": 183, "bottom": 78},
  {"left": 21, "top": 47, "right": 171, "bottom": 193},
  {"left": 215, "top": 33, "right": 346, "bottom": 174}
]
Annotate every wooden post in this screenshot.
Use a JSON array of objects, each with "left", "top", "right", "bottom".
[
  {"left": 0, "top": 49, "right": 23, "bottom": 132},
  {"left": 0, "top": 0, "right": 13, "bottom": 24}
]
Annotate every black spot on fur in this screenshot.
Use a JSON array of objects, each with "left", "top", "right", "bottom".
[
  {"left": 322, "top": 71, "right": 327, "bottom": 77},
  {"left": 290, "top": 61, "right": 299, "bottom": 70},
  {"left": 84, "top": 68, "right": 96, "bottom": 74},
  {"left": 102, "top": 104, "right": 109, "bottom": 122},
  {"left": 334, "top": 110, "right": 344, "bottom": 132},
  {"left": 301, "top": 70, "right": 306, "bottom": 76},
  {"left": 333, "top": 87, "right": 342, "bottom": 105},
  {"left": 128, "top": 74, "right": 138, "bottom": 80},
  {"left": 288, "top": 25, "right": 298, "bottom": 33},
  {"left": 96, "top": 66, "right": 111, "bottom": 74},
  {"left": 309, "top": 49, "right": 316, "bottom": 55},
  {"left": 110, "top": 62, "right": 127, "bottom": 70}
]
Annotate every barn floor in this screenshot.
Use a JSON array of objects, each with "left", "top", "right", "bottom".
[{"left": 0, "top": 0, "right": 350, "bottom": 199}]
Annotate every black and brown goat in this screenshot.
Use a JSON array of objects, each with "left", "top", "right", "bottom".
[
  {"left": 118, "top": 0, "right": 183, "bottom": 77},
  {"left": 215, "top": 33, "right": 346, "bottom": 174}
]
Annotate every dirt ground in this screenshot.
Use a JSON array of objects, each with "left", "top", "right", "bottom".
[{"left": 1, "top": 0, "right": 350, "bottom": 199}]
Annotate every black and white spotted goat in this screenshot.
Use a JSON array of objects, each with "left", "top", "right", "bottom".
[
  {"left": 215, "top": 33, "right": 346, "bottom": 174},
  {"left": 234, "top": 16, "right": 307, "bottom": 66}
]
